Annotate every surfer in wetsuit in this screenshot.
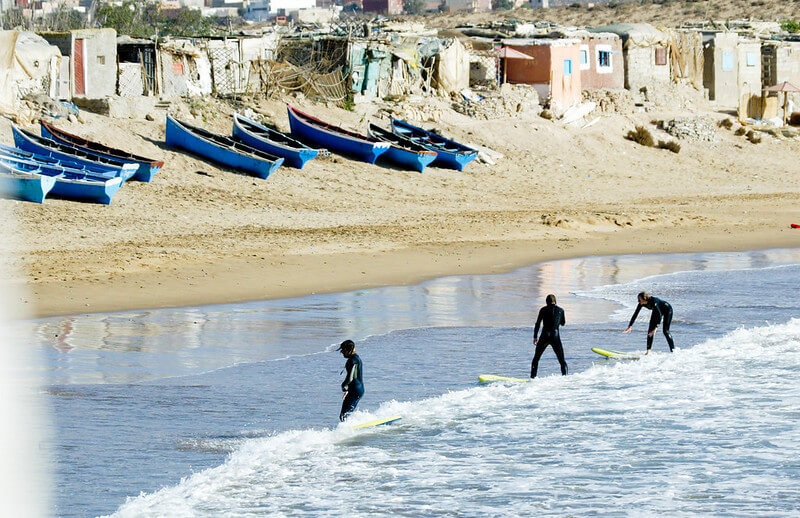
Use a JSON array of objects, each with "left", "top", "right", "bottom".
[
  {"left": 623, "top": 291, "right": 675, "bottom": 354},
  {"left": 338, "top": 339, "right": 364, "bottom": 421},
  {"left": 531, "top": 294, "right": 568, "bottom": 378}
]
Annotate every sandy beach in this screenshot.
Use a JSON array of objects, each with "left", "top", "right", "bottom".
[{"left": 3, "top": 95, "right": 799, "bottom": 318}]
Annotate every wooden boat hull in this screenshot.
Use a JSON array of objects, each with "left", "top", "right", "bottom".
[
  {"left": 0, "top": 157, "right": 122, "bottom": 204},
  {"left": 391, "top": 119, "right": 478, "bottom": 171},
  {"left": 11, "top": 126, "right": 137, "bottom": 181},
  {"left": 368, "top": 124, "right": 437, "bottom": 172},
  {"left": 287, "top": 105, "right": 389, "bottom": 164},
  {"left": 0, "top": 167, "right": 56, "bottom": 203},
  {"left": 232, "top": 113, "right": 318, "bottom": 169},
  {"left": 40, "top": 122, "right": 163, "bottom": 182},
  {"left": 165, "top": 115, "right": 283, "bottom": 179}
]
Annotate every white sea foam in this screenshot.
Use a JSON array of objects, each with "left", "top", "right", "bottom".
[{"left": 110, "top": 318, "right": 800, "bottom": 517}]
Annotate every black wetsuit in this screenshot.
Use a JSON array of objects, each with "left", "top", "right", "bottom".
[
  {"left": 531, "top": 304, "right": 568, "bottom": 378},
  {"left": 629, "top": 296, "right": 675, "bottom": 352},
  {"left": 340, "top": 354, "right": 364, "bottom": 421}
]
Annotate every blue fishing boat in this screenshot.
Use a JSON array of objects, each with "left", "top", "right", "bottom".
[
  {"left": 0, "top": 164, "right": 56, "bottom": 203},
  {"left": 390, "top": 119, "right": 478, "bottom": 171},
  {"left": 287, "top": 105, "right": 389, "bottom": 164},
  {"left": 368, "top": 124, "right": 437, "bottom": 172},
  {"left": 165, "top": 115, "right": 283, "bottom": 179},
  {"left": 12, "top": 125, "right": 137, "bottom": 181},
  {"left": 40, "top": 121, "right": 163, "bottom": 182},
  {"left": 232, "top": 113, "right": 319, "bottom": 169},
  {"left": 0, "top": 143, "right": 130, "bottom": 180},
  {"left": 0, "top": 155, "right": 122, "bottom": 204}
]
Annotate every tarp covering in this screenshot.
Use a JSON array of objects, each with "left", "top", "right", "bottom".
[
  {"left": 589, "top": 24, "right": 669, "bottom": 49},
  {"left": 0, "top": 31, "right": 18, "bottom": 114},
  {"left": 433, "top": 38, "right": 469, "bottom": 94}
]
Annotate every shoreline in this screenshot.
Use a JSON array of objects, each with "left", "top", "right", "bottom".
[{"left": 19, "top": 222, "right": 799, "bottom": 318}]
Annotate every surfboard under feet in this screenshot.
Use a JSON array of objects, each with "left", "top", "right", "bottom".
[
  {"left": 591, "top": 347, "right": 643, "bottom": 360},
  {"left": 478, "top": 374, "right": 531, "bottom": 383},
  {"left": 352, "top": 416, "right": 402, "bottom": 429}
]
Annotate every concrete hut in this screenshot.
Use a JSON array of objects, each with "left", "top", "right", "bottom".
[
  {"left": 590, "top": 24, "right": 670, "bottom": 94},
  {"left": 703, "top": 32, "right": 762, "bottom": 119},
  {"left": 41, "top": 28, "right": 117, "bottom": 100},
  {"left": 500, "top": 37, "right": 582, "bottom": 115},
  {"left": 554, "top": 29, "right": 624, "bottom": 90},
  {"left": 761, "top": 39, "right": 800, "bottom": 120}
]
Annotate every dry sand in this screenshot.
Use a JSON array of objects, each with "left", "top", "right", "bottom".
[{"left": 2, "top": 94, "right": 799, "bottom": 318}]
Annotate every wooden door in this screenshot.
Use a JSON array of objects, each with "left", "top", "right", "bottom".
[{"left": 74, "top": 38, "right": 85, "bottom": 96}]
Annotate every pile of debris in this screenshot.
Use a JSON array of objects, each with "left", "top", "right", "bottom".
[
  {"left": 452, "top": 84, "right": 540, "bottom": 120},
  {"left": 661, "top": 116, "right": 718, "bottom": 142},
  {"left": 387, "top": 97, "right": 445, "bottom": 123},
  {"left": 582, "top": 89, "right": 635, "bottom": 114}
]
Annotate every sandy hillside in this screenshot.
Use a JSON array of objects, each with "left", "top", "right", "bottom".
[{"left": 416, "top": 0, "right": 800, "bottom": 28}]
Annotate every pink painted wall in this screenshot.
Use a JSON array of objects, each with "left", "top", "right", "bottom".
[
  {"left": 505, "top": 42, "right": 582, "bottom": 112},
  {"left": 579, "top": 36, "right": 624, "bottom": 90}
]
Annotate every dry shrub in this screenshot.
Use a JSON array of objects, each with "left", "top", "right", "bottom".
[
  {"left": 734, "top": 127, "right": 747, "bottom": 136},
  {"left": 625, "top": 125, "right": 655, "bottom": 147},
  {"left": 540, "top": 109, "right": 553, "bottom": 120},
  {"left": 718, "top": 118, "right": 734, "bottom": 129},
  {"left": 747, "top": 131, "right": 762, "bottom": 144},
  {"left": 658, "top": 139, "right": 681, "bottom": 153}
]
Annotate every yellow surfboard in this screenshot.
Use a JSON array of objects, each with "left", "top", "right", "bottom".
[
  {"left": 478, "top": 374, "right": 530, "bottom": 383},
  {"left": 592, "top": 347, "right": 643, "bottom": 360},
  {"left": 352, "top": 415, "right": 402, "bottom": 429}
]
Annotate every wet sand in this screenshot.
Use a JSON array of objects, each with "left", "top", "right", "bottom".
[{"left": 3, "top": 98, "right": 800, "bottom": 318}]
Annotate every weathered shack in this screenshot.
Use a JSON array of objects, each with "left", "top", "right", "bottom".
[
  {"left": 737, "top": 38, "right": 762, "bottom": 119},
  {"left": 590, "top": 24, "right": 670, "bottom": 94},
  {"left": 501, "top": 38, "right": 582, "bottom": 114},
  {"left": 117, "top": 36, "right": 157, "bottom": 97},
  {"left": 761, "top": 39, "right": 800, "bottom": 119},
  {"left": 158, "top": 39, "right": 213, "bottom": 99},
  {"left": 703, "top": 32, "right": 762, "bottom": 118},
  {"left": 555, "top": 30, "right": 624, "bottom": 90},
  {"left": 702, "top": 32, "right": 740, "bottom": 107},
  {"left": 41, "top": 28, "right": 116, "bottom": 99}
]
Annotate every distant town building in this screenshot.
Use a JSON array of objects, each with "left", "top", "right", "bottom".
[
  {"left": 272, "top": 0, "right": 314, "bottom": 12},
  {"left": 244, "top": 0, "right": 269, "bottom": 20},
  {"left": 363, "top": 0, "right": 402, "bottom": 15},
  {"left": 443, "top": 0, "right": 490, "bottom": 12}
]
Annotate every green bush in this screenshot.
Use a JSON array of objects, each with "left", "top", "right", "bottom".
[{"left": 781, "top": 19, "right": 799, "bottom": 33}]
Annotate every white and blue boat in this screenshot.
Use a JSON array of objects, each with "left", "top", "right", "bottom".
[
  {"left": 287, "top": 105, "right": 389, "bottom": 164},
  {"left": 368, "top": 123, "right": 437, "bottom": 172},
  {"left": 0, "top": 155, "right": 122, "bottom": 204},
  {"left": 40, "top": 121, "right": 163, "bottom": 182},
  {"left": 12, "top": 125, "right": 138, "bottom": 181},
  {"left": 0, "top": 143, "right": 130, "bottom": 180},
  {"left": 232, "top": 113, "right": 319, "bottom": 169},
  {"left": 0, "top": 164, "right": 56, "bottom": 203},
  {"left": 391, "top": 119, "right": 478, "bottom": 171},
  {"left": 165, "top": 115, "right": 283, "bottom": 179}
]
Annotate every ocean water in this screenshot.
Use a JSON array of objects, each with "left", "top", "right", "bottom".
[{"left": 31, "top": 249, "right": 800, "bottom": 517}]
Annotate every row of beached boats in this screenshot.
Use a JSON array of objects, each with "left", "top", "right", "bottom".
[
  {"left": 165, "top": 105, "right": 479, "bottom": 177},
  {"left": 0, "top": 122, "right": 163, "bottom": 204},
  {"left": 0, "top": 105, "right": 478, "bottom": 204}
]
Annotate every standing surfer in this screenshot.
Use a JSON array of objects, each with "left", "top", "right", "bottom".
[
  {"left": 338, "top": 339, "right": 364, "bottom": 421},
  {"left": 531, "top": 294, "right": 568, "bottom": 378},
  {"left": 623, "top": 292, "right": 675, "bottom": 354}
]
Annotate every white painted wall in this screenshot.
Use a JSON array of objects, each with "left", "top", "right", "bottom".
[{"left": 270, "top": 0, "right": 314, "bottom": 13}]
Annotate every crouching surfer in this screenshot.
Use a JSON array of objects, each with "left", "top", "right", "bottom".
[
  {"left": 623, "top": 291, "right": 675, "bottom": 354},
  {"left": 531, "top": 294, "right": 568, "bottom": 378},
  {"left": 338, "top": 339, "right": 364, "bottom": 421}
]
